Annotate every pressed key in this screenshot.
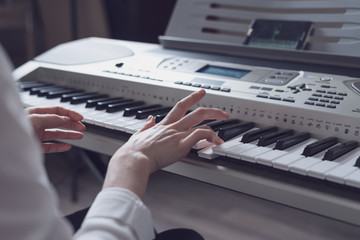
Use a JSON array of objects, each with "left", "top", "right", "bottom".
[
  {"left": 274, "top": 132, "right": 311, "bottom": 150},
  {"left": 71, "top": 93, "right": 108, "bottom": 104},
  {"left": 86, "top": 97, "right": 111, "bottom": 108},
  {"left": 107, "top": 101, "right": 144, "bottom": 113},
  {"left": 61, "top": 92, "right": 88, "bottom": 102},
  {"left": 95, "top": 98, "right": 127, "bottom": 110},
  {"left": 323, "top": 141, "right": 359, "bottom": 161},
  {"left": 218, "top": 122, "right": 255, "bottom": 141},
  {"left": 258, "top": 129, "right": 294, "bottom": 147},
  {"left": 124, "top": 104, "right": 161, "bottom": 117},
  {"left": 302, "top": 137, "right": 338, "bottom": 157},
  {"left": 47, "top": 89, "right": 82, "bottom": 99},
  {"left": 136, "top": 106, "right": 172, "bottom": 119},
  {"left": 241, "top": 126, "right": 278, "bottom": 143},
  {"left": 205, "top": 119, "right": 240, "bottom": 131}
]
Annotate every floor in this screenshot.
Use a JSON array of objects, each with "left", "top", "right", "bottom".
[{"left": 45, "top": 150, "right": 360, "bottom": 240}]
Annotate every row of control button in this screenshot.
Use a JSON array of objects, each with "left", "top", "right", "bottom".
[
  {"left": 305, "top": 101, "right": 337, "bottom": 109},
  {"left": 256, "top": 94, "right": 295, "bottom": 103},
  {"left": 308, "top": 96, "right": 341, "bottom": 105},
  {"left": 250, "top": 86, "right": 273, "bottom": 91},
  {"left": 312, "top": 94, "right": 344, "bottom": 101},
  {"left": 175, "top": 81, "right": 230, "bottom": 92},
  {"left": 316, "top": 89, "right": 348, "bottom": 96}
]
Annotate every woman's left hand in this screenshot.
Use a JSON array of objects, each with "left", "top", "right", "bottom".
[{"left": 26, "top": 106, "right": 86, "bottom": 153}]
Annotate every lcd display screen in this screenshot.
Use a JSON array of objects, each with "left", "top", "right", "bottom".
[{"left": 197, "top": 65, "right": 250, "bottom": 79}]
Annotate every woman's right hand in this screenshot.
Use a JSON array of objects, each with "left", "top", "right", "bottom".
[{"left": 103, "top": 89, "right": 229, "bottom": 199}]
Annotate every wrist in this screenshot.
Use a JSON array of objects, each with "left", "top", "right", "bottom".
[{"left": 103, "top": 148, "right": 152, "bottom": 200}]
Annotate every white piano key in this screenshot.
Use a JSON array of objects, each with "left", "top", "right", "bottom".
[
  {"left": 197, "top": 143, "right": 219, "bottom": 160},
  {"left": 238, "top": 144, "right": 276, "bottom": 163},
  {"left": 306, "top": 148, "right": 360, "bottom": 179},
  {"left": 257, "top": 138, "right": 317, "bottom": 166},
  {"left": 226, "top": 143, "right": 257, "bottom": 160},
  {"left": 125, "top": 121, "right": 146, "bottom": 134},
  {"left": 99, "top": 113, "right": 125, "bottom": 122},
  {"left": 212, "top": 136, "right": 245, "bottom": 156},
  {"left": 345, "top": 170, "right": 360, "bottom": 188},
  {"left": 118, "top": 119, "right": 144, "bottom": 132},
  {"left": 256, "top": 150, "right": 288, "bottom": 166},
  {"left": 193, "top": 139, "right": 212, "bottom": 150},
  {"left": 326, "top": 152, "right": 360, "bottom": 184},
  {"left": 272, "top": 154, "right": 305, "bottom": 171},
  {"left": 272, "top": 138, "right": 318, "bottom": 170},
  {"left": 326, "top": 165, "right": 358, "bottom": 184},
  {"left": 106, "top": 116, "right": 131, "bottom": 126},
  {"left": 289, "top": 157, "right": 322, "bottom": 175},
  {"left": 307, "top": 161, "right": 339, "bottom": 179}
]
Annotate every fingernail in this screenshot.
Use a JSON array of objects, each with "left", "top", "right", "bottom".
[{"left": 146, "top": 115, "right": 153, "bottom": 122}]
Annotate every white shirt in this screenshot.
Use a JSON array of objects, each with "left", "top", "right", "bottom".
[{"left": 0, "top": 46, "right": 155, "bottom": 240}]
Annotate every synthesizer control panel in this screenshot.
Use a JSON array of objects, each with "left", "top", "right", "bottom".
[{"left": 15, "top": 38, "right": 360, "bottom": 142}]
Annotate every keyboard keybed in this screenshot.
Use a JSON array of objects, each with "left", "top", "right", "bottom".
[{"left": 18, "top": 81, "right": 360, "bottom": 190}]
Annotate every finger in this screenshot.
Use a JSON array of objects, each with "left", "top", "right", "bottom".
[
  {"left": 27, "top": 106, "right": 83, "bottom": 121},
  {"left": 42, "top": 142, "right": 72, "bottom": 153},
  {"left": 161, "top": 89, "right": 206, "bottom": 125},
  {"left": 137, "top": 115, "right": 156, "bottom": 134},
  {"left": 32, "top": 114, "right": 86, "bottom": 131},
  {"left": 174, "top": 107, "right": 229, "bottom": 131},
  {"left": 181, "top": 128, "right": 224, "bottom": 150},
  {"left": 42, "top": 129, "right": 83, "bottom": 141}
]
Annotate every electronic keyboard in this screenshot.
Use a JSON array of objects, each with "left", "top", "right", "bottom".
[{"left": 13, "top": 38, "right": 360, "bottom": 226}]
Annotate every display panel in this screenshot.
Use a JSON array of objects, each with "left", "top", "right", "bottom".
[
  {"left": 244, "top": 19, "right": 313, "bottom": 50},
  {"left": 197, "top": 65, "right": 250, "bottom": 79}
]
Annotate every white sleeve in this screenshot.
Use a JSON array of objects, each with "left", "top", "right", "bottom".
[
  {"left": 0, "top": 46, "right": 155, "bottom": 240},
  {"left": 75, "top": 188, "right": 155, "bottom": 240}
]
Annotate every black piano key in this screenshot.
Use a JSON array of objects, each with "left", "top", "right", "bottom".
[
  {"left": 19, "top": 82, "right": 51, "bottom": 91},
  {"left": 123, "top": 104, "right": 161, "bottom": 117},
  {"left": 274, "top": 132, "right": 311, "bottom": 150},
  {"left": 136, "top": 106, "right": 172, "bottom": 119},
  {"left": 241, "top": 126, "right": 278, "bottom": 143},
  {"left": 154, "top": 109, "right": 190, "bottom": 123},
  {"left": 38, "top": 87, "right": 68, "bottom": 97},
  {"left": 155, "top": 113, "right": 168, "bottom": 123},
  {"left": 302, "top": 137, "right": 338, "bottom": 157},
  {"left": 61, "top": 92, "right": 88, "bottom": 102},
  {"left": 323, "top": 141, "right": 359, "bottom": 161},
  {"left": 257, "top": 129, "right": 294, "bottom": 147},
  {"left": 47, "top": 89, "right": 82, "bottom": 99},
  {"left": 70, "top": 93, "right": 108, "bottom": 104},
  {"left": 106, "top": 101, "right": 145, "bottom": 113},
  {"left": 205, "top": 119, "right": 240, "bottom": 132},
  {"left": 218, "top": 122, "right": 255, "bottom": 141},
  {"left": 85, "top": 97, "right": 111, "bottom": 108},
  {"left": 29, "top": 85, "right": 56, "bottom": 95},
  {"left": 95, "top": 98, "right": 127, "bottom": 110},
  {"left": 196, "top": 119, "right": 216, "bottom": 127},
  {"left": 355, "top": 157, "right": 360, "bottom": 168}
]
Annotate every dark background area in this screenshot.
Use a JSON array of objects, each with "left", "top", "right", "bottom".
[
  {"left": 104, "top": 0, "right": 176, "bottom": 43},
  {"left": 0, "top": 0, "right": 176, "bottom": 67}
]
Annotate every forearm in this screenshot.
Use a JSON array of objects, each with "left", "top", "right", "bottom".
[{"left": 103, "top": 149, "right": 152, "bottom": 200}]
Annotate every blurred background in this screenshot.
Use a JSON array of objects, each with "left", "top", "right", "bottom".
[{"left": 0, "top": 0, "right": 176, "bottom": 67}]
